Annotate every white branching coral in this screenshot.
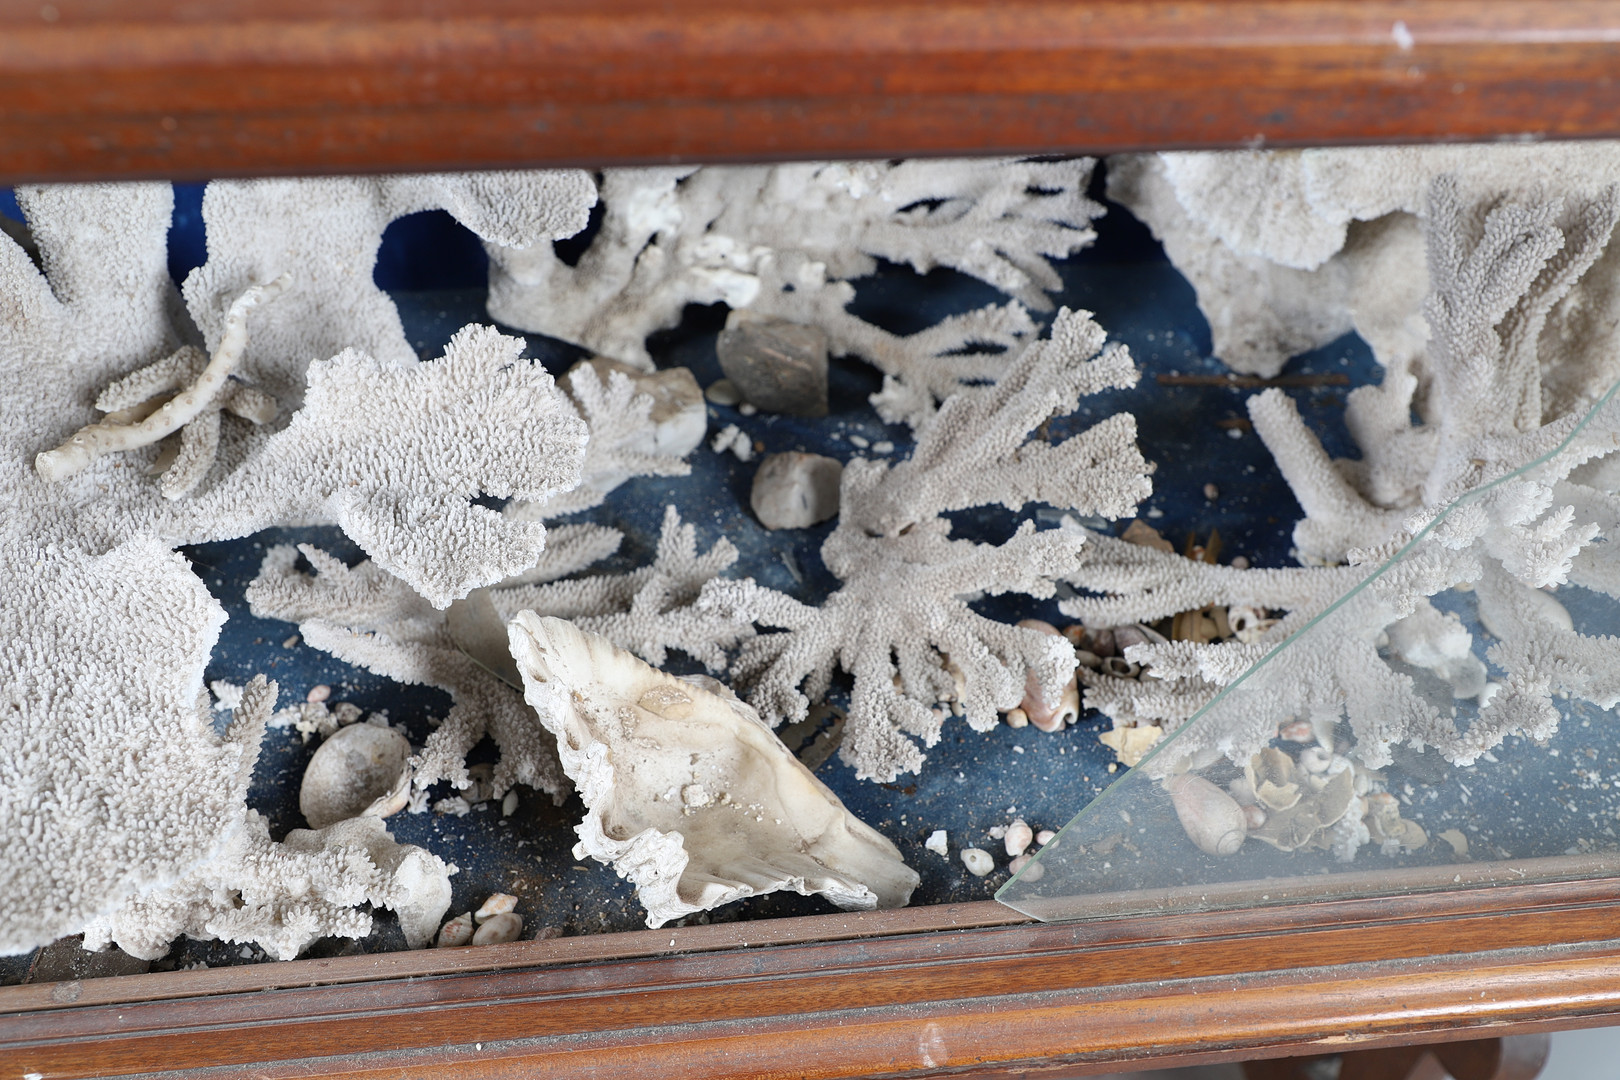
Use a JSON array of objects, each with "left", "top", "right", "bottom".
[
  {"left": 182, "top": 172, "right": 596, "bottom": 406},
  {"left": 0, "top": 175, "right": 595, "bottom": 956},
  {"left": 491, "top": 505, "right": 753, "bottom": 672},
  {"left": 81, "top": 811, "right": 454, "bottom": 961},
  {"left": 1064, "top": 174, "right": 1620, "bottom": 783},
  {"left": 701, "top": 309, "right": 1151, "bottom": 781},
  {"left": 158, "top": 323, "right": 590, "bottom": 607},
  {"left": 1252, "top": 177, "right": 1619, "bottom": 564},
  {"left": 245, "top": 544, "right": 570, "bottom": 804},
  {"left": 35, "top": 274, "right": 289, "bottom": 495},
  {"left": 1109, "top": 143, "right": 1620, "bottom": 386},
  {"left": 486, "top": 159, "right": 1103, "bottom": 426},
  {"left": 248, "top": 503, "right": 747, "bottom": 796},
  {"left": 505, "top": 360, "right": 705, "bottom": 522}
]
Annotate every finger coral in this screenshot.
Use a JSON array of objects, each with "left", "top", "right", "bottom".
[
  {"left": 81, "top": 811, "right": 454, "bottom": 961},
  {"left": 486, "top": 160, "right": 1103, "bottom": 427}
]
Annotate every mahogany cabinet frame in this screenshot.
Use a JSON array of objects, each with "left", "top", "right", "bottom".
[
  {"left": 6, "top": 0, "right": 1620, "bottom": 183},
  {"left": 7, "top": 1, "right": 1620, "bottom": 1075}
]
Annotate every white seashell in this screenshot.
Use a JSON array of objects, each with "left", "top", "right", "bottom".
[
  {"left": 472, "top": 912, "right": 523, "bottom": 945},
  {"left": 1103, "top": 656, "right": 1140, "bottom": 679},
  {"left": 436, "top": 912, "right": 475, "bottom": 948},
  {"left": 1004, "top": 707, "right": 1029, "bottom": 729},
  {"left": 1035, "top": 829, "right": 1056, "bottom": 846},
  {"left": 298, "top": 722, "right": 413, "bottom": 829},
  {"left": 462, "top": 762, "right": 496, "bottom": 805},
  {"left": 1008, "top": 853, "right": 1043, "bottom": 880},
  {"left": 960, "top": 848, "right": 995, "bottom": 876},
  {"left": 475, "top": 893, "right": 518, "bottom": 922},
  {"left": 1004, "top": 820, "right": 1034, "bottom": 858},
  {"left": 1166, "top": 774, "right": 1247, "bottom": 856},
  {"left": 1016, "top": 619, "right": 1079, "bottom": 732},
  {"left": 509, "top": 614, "right": 918, "bottom": 927},
  {"left": 502, "top": 790, "right": 519, "bottom": 817},
  {"left": 1298, "top": 746, "right": 1333, "bottom": 774}
]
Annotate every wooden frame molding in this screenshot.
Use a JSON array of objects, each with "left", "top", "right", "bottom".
[
  {"left": 6, "top": 879, "right": 1620, "bottom": 1079},
  {"left": 5, "top": 0, "right": 1620, "bottom": 183}
]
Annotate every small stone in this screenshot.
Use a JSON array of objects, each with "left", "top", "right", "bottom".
[
  {"left": 738, "top": 402, "right": 757, "bottom": 416},
  {"left": 716, "top": 312, "right": 829, "bottom": 417},
  {"left": 924, "top": 829, "right": 949, "bottom": 856},
  {"left": 502, "top": 790, "right": 519, "bottom": 817},
  {"left": 1231, "top": 555, "right": 1250, "bottom": 569},
  {"left": 1035, "top": 829, "right": 1056, "bottom": 846},
  {"left": 960, "top": 848, "right": 994, "bottom": 876},
  {"left": 872, "top": 440, "right": 894, "bottom": 454},
  {"left": 436, "top": 912, "right": 475, "bottom": 948},
  {"left": 472, "top": 912, "right": 523, "bottom": 945},
  {"left": 1004, "top": 707, "right": 1029, "bottom": 729},
  {"left": 305, "top": 684, "right": 331, "bottom": 704},
  {"left": 475, "top": 893, "right": 519, "bottom": 922},
  {"left": 1004, "top": 819, "right": 1033, "bottom": 858},
  {"left": 1203, "top": 483, "right": 1219, "bottom": 500},
  {"left": 705, "top": 378, "right": 742, "bottom": 406},
  {"left": 750, "top": 452, "right": 842, "bottom": 529},
  {"left": 848, "top": 434, "right": 869, "bottom": 449}
]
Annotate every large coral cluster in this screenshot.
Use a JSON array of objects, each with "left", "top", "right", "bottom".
[
  {"left": 1074, "top": 146, "right": 1620, "bottom": 789},
  {"left": 0, "top": 173, "right": 598, "bottom": 957}
]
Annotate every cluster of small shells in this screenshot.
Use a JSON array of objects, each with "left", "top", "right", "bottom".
[
  {"left": 1167, "top": 723, "right": 1429, "bottom": 862},
  {"left": 1084, "top": 605, "right": 1279, "bottom": 767},
  {"left": 957, "top": 817, "right": 1058, "bottom": 881},
  {"left": 437, "top": 893, "right": 525, "bottom": 947}
]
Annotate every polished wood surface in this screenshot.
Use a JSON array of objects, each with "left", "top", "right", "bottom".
[
  {"left": 5, "top": 0, "right": 1620, "bottom": 182},
  {"left": 6, "top": 877, "right": 1620, "bottom": 1079}
]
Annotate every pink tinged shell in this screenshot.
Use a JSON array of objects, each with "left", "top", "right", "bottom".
[
  {"left": 1166, "top": 774, "right": 1248, "bottom": 857},
  {"left": 1016, "top": 619, "right": 1079, "bottom": 732}
]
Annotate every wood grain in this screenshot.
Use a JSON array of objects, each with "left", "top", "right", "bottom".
[
  {"left": 5, "top": 0, "right": 1620, "bottom": 182},
  {"left": 8, "top": 874, "right": 1620, "bottom": 1079}
]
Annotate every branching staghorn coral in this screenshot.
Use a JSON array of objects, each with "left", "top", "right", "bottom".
[
  {"left": 35, "top": 274, "right": 288, "bottom": 495},
  {"left": 183, "top": 172, "right": 596, "bottom": 407},
  {"left": 487, "top": 160, "right": 1103, "bottom": 427},
  {"left": 1251, "top": 177, "right": 1620, "bottom": 564},
  {"left": 248, "top": 502, "right": 749, "bottom": 799},
  {"left": 490, "top": 504, "right": 754, "bottom": 672},
  {"left": 246, "top": 544, "right": 570, "bottom": 804},
  {"left": 701, "top": 309, "right": 1151, "bottom": 781},
  {"left": 1109, "top": 143, "right": 1620, "bottom": 389},
  {"left": 0, "top": 175, "right": 596, "bottom": 956}
]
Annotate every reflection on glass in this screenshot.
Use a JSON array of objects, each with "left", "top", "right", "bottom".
[{"left": 1000, "top": 381, "right": 1620, "bottom": 921}]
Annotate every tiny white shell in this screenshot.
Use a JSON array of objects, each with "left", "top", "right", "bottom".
[
  {"left": 1004, "top": 820, "right": 1034, "bottom": 858},
  {"left": 960, "top": 848, "right": 995, "bottom": 876},
  {"left": 436, "top": 912, "right": 475, "bottom": 948},
  {"left": 1166, "top": 774, "right": 1247, "bottom": 856},
  {"left": 472, "top": 912, "right": 523, "bottom": 945},
  {"left": 475, "top": 893, "right": 518, "bottom": 922}
]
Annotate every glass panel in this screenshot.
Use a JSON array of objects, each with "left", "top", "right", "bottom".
[{"left": 1000, "top": 380, "right": 1620, "bottom": 921}]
